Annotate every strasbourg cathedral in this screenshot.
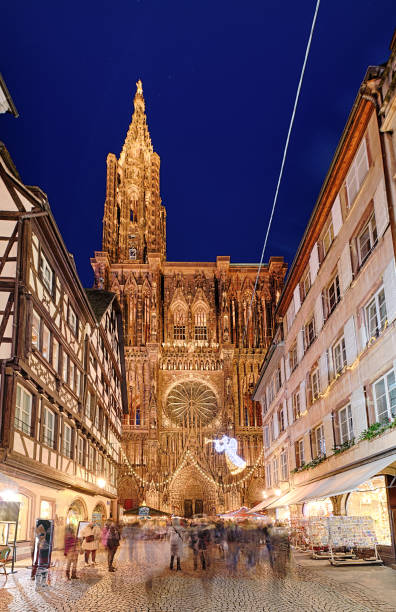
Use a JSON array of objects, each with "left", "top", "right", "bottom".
[{"left": 91, "top": 81, "right": 287, "bottom": 516}]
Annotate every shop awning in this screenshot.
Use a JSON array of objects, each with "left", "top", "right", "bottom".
[
  {"left": 250, "top": 495, "right": 283, "bottom": 512},
  {"left": 266, "top": 452, "right": 396, "bottom": 510}
]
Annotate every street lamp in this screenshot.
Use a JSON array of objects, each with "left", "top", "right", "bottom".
[{"left": 97, "top": 478, "right": 106, "bottom": 489}]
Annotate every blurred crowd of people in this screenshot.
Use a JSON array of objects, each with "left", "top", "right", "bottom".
[{"left": 61, "top": 517, "right": 290, "bottom": 581}]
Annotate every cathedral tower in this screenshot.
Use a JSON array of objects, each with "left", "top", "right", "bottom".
[
  {"left": 102, "top": 81, "right": 166, "bottom": 264},
  {"left": 92, "top": 81, "right": 287, "bottom": 516}
]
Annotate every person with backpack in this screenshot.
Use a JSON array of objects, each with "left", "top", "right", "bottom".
[{"left": 106, "top": 522, "right": 120, "bottom": 572}]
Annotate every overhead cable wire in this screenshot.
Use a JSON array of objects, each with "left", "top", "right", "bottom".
[{"left": 243, "top": 0, "right": 321, "bottom": 344}]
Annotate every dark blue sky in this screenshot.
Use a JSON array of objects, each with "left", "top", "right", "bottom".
[{"left": 1, "top": 1, "right": 395, "bottom": 286}]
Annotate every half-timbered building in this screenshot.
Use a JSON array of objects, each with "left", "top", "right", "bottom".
[{"left": 0, "top": 143, "right": 127, "bottom": 553}]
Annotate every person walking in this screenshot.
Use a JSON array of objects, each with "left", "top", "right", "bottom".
[
  {"left": 168, "top": 517, "right": 183, "bottom": 571},
  {"left": 64, "top": 525, "right": 79, "bottom": 580},
  {"left": 81, "top": 521, "right": 101, "bottom": 566},
  {"left": 106, "top": 522, "right": 121, "bottom": 572}
]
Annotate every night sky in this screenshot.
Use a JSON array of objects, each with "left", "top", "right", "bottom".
[{"left": 1, "top": 1, "right": 395, "bottom": 286}]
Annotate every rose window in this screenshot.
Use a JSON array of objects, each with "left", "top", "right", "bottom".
[{"left": 166, "top": 381, "right": 217, "bottom": 426}]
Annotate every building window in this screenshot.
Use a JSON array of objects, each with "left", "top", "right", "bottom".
[
  {"left": 373, "top": 369, "right": 396, "bottom": 423},
  {"left": 289, "top": 343, "right": 298, "bottom": 373},
  {"left": 86, "top": 391, "right": 94, "bottom": 421},
  {"left": 32, "top": 310, "right": 40, "bottom": 349},
  {"left": 265, "top": 464, "right": 272, "bottom": 488},
  {"left": 268, "top": 379, "right": 275, "bottom": 405},
  {"left": 264, "top": 426, "right": 270, "bottom": 448},
  {"left": 69, "top": 360, "right": 75, "bottom": 390},
  {"left": 94, "top": 405, "right": 101, "bottom": 430},
  {"left": 280, "top": 451, "right": 288, "bottom": 481},
  {"left": 304, "top": 317, "right": 316, "bottom": 350},
  {"left": 358, "top": 214, "right": 377, "bottom": 266},
  {"left": 339, "top": 404, "right": 354, "bottom": 444},
  {"left": 87, "top": 445, "right": 93, "bottom": 471},
  {"left": 173, "top": 325, "right": 186, "bottom": 340},
  {"left": 15, "top": 384, "right": 32, "bottom": 436},
  {"left": 365, "top": 288, "right": 387, "bottom": 339},
  {"left": 296, "top": 438, "right": 305, "bottom": 468},
  {"left": 62, "top": 352, "right": 68, "bottom": 383},
  {"left": 39, "top": 250, "right": 54, "bottom": 295},
  {"left": 313, "top": 424, "right": 326, "bottom": 457},
  {"left": 194, "top": 310, "right": 207, "bottom": 341},
  {"left": 327, "top": 274, "right": 341, "bottom": 315},
  {"left": 311, "top": 367, "right": 320, "bottom": 401},
  {"left": 42, "top": 406, "right": 55, "bottom": 448},
  {"left": 301, "top": 269, "right": 311, "bottom": 301},
  {"left": 333, "top": 336, "right": 347, "bottom": 375},
  {"left": 68, "top": 305, "right": 78, "bottom": 336},
  {"left": 63, "top": 423, "right": 72, "bottom": 458},
  {"left": 279, "top": 408, "right": 285, "bottom": 433},
  {"left": 322, "top": 220, "right": 334, "bottom": 257},
  {"left": 275, "top": 366, "right": 282, "bottom": 392},
  {"left": 272, "top": 457, "right": 279, "bottom": 486},
  {"left": 41, "top": 324, "right": 50, "bottom": 361},
  {"left": 292, "top": 390, "right": 301, "bottom": 420},
  {"left": 52, "top": 338, "right": 59, "bottom": 372},
  {"left": 75, "top": 369, "right": 81, "bottom": 397},
  {"left": 346, "top": 138, "right": 369, "bottom": 206},
  {"left": 78, "top": 436, "right": 85, "bottom": 465}
]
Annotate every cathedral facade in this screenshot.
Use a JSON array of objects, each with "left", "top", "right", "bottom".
[{"left": 91, "top": 82, "right": 287, "bottom": 516}]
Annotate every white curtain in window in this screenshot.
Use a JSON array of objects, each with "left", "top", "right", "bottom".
[
  {"left": 339, "top": 244, "right": 353, "bottom": 294},
  {"left": 350, "top": 386, "right": 368, "bottom": 438},
  {"left": 373, "top": 178, "right": 389, "bottom": 238},
  {"left": 344, "top": 316, "right": 358, "bottom": 365},
  {"left": 331, "top": 195, "right": 343, "bottom": 236},
  {"left": 383, "top": 257, "right": 396, "bottom": 324}
]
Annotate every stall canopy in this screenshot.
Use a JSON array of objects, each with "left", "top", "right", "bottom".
[
  {"left": 250, "top": 496, "right": 279, "bottom": 512},
  {"left": 266, "top": 452, "right": 396, "bottom": 510}
]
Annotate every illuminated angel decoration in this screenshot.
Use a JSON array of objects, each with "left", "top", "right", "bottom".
[{"left": 211, "top": 435, "right": 247, "bottom": 475}]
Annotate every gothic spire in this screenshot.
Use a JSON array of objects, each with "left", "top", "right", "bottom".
[{"left": 120, "top": 79, "right": 153, "bottom": 160}]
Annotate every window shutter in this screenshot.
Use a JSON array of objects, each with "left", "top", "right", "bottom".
[
  {"left": 323, "top": 413, "right": 334, "bottom": 453},
  {"left": 331, "top": 194, "right": 343, "bottom": 236},
  {"left": 383, "top": 258, "right": 396, "bottom": 324},
  {"left": 344, "top": 316, "right": 357, "bottom": 365},
  {"left": 350, "top": 386, "right": 368, "bottom": 439},
  {"left": 300, "top": 380, "right": 306, "bottom": 413},
  {"left": 314, "top": 292, "right": 323, "bottom": 333},
  {"left": 373, "top": 179, "right": 389, "bottom": 239},
  {"left": 309, "top": 243, "right": 320, "bottom": 282},
  {"left": 319, "top": 351, "right": 328, "bottom": 392},
  {"left": 294, "top": 284, "right": 301, "bottom": 314},
  {"left": 339, "top": 244, "right": 353, "bottom": 294},
  {"left": 297, "top": 329, "right": 304, "bottom": 361}
]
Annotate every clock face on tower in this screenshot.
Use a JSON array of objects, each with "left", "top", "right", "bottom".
[{"left": 166, "top": 381, "right": 217, "bottom": 427}]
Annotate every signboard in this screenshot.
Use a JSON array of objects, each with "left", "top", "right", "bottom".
[
  {"left": 77, "top": 521, "right": 90, "bottom": 539},
  {"left": 138, "top": 506, "right": 150, "bottom": 518}
]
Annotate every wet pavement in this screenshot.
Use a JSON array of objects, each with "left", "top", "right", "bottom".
[{"left": 1, "top": 541, "right": 395, "bottom": 612}]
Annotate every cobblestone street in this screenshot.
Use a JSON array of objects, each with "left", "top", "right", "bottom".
[{"left": 1, "top": 543, "right": 396, "bottom": 612}]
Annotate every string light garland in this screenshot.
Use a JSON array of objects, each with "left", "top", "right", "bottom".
[{"left": 119, "top": 444, "right": 265, "bottom": 491}]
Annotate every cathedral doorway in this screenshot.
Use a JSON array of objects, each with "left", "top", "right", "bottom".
[
  {"left": 184, "top": 499, "right": 193, "bottom": 518},
  {"left": 169, "top": 464, "right": 217, "bottom": 517}
]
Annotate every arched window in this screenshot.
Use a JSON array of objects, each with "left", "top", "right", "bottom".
[
  {"left": 194, "top": 309, "right": 207, "bottom": 341},
  {"left": 173, "top": 307, "right": 186, "bottom": 340}
]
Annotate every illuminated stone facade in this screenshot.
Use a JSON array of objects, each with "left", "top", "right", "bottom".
[{"left": 91, "top": 82, "right": 286, "bottom": 515}]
